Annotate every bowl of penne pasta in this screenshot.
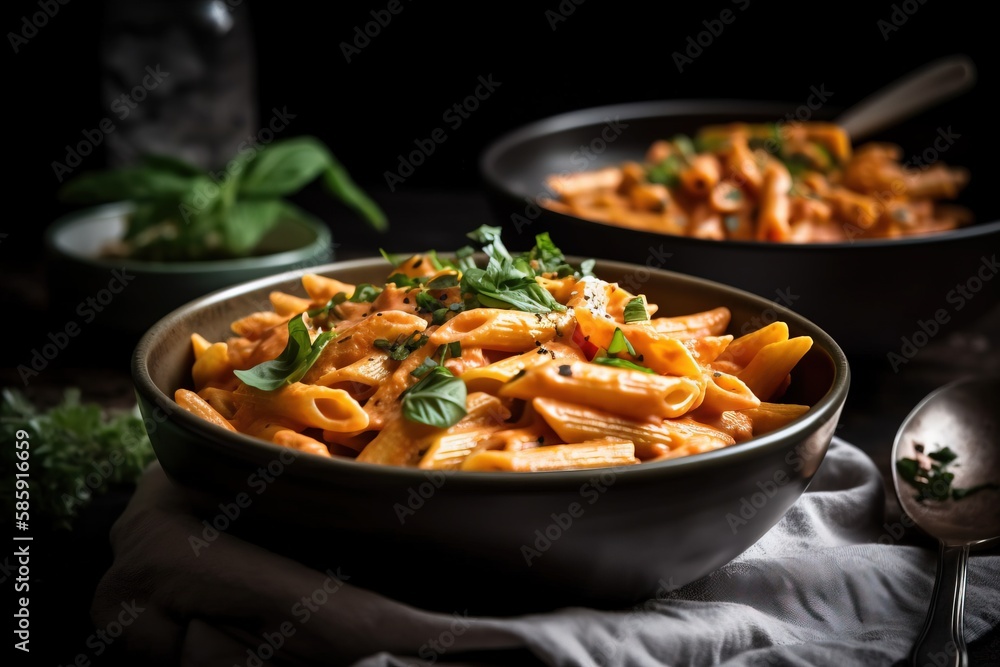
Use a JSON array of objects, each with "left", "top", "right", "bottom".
[
  {"left": 479, "top": 100, "right": 1000, "bottom": 360},
  {"left": 132, "top": 226, "right": 849, "bottom": 615}
]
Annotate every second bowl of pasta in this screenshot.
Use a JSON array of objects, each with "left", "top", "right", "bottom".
[
  {"left": 132, "top": 226, "right": 849, "bottom": 615},
  {"left": 479, "top": 100, "right": 1000, "bottom": 360}
]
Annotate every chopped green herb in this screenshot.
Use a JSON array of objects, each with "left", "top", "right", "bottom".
[
  {"left": 349, "top": 283, "right": 382, "bottom": 303},
  {"left": 607, "top": 328, "right": 637, "bottom": 357},
  {"left": 379, "top": 248, "right": 405, "bottom": 268},
  {"left": 672, "top": 134, "right": 696, "bottom": 161},
  {"left": 646, "top": 154, "right": 684, "bottom": 187},
  {"left": 592, "top": 356, "right": 655, "bottom": 374},
  {"left": 373, "top": 330, "right": 429, "bottom": 361},
  {"left": 897, "top": 445, "right": 1000, "bottom": 502},
  {"left": 410, "top": 357, "right": 439, "bottom": 379},
  {"left": 623, "top": 297, "right": 648, "bottom": 324},
  {"left": 426, "top": 274, "right": 459, "bottom": 289},
  {"left": 1, "top": 388, "right": 156, "bottom": 531},
  {"left": 387, "top": 273, "right": 420, "bottom": 288}
]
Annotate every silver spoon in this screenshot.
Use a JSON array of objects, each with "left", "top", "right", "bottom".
[
  {"left": 836, "top": 54, "right": 977, "bottom": 143},
  {"left": 891, "top": 375, "right": 1000, "bottom": 667}
]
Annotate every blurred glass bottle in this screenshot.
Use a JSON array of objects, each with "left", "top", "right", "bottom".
[{"left": 100, "top": 0, "right": 257, "bottom": 170}]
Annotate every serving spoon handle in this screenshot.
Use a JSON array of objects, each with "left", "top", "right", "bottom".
[
  {"left": 835, "top": 54, "right": 976, "bottom": 142},
  {"left": 911, "top": 542, "right": 969, "bottom": 667}
]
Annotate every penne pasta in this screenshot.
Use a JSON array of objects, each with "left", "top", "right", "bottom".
[
  {"left": 179, "top": 227, "right": 817, "bottom": 472},
  {"left": 538, "top": 122, "right": 970, "bottom": 242}
]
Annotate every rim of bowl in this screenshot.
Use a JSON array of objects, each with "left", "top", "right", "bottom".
[
  {"left": 45, "top": 201, "right": 333, "bottom": 273},
  {"left": 133, "top": 254, "right": 851, "bottom": 490},
  {"left": 479, "top": 98, "right": 1000, "bottom": 251}
]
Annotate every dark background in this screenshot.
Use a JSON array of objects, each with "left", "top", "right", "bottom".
[
  {"left": 3, "top": 0, "right": 996, "bottom": 665},
  {"left": 7, "top": 0, "right": 993, "bottom": 256}
]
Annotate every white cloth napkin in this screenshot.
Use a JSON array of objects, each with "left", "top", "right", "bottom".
[{"left": 92, "top": 437, "right": 1000, "bottom": 666}]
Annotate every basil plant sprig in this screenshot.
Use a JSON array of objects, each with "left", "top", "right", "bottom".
[{"left": 57, "top": 136, "right": 386, "bottom": 262}]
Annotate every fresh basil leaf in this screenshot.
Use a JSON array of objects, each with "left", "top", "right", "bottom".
[
  {"left": 592, "top": 356, "right": 655, "bottom": 374},
  {"left": 401, "top": 365, "right": 467, "bottom": 428},
  {"left": 222, "top": 200, "right": 285, "bottom": 254},
  {"left": 607, "top": 328, "right": 637, "bottom": 356},
  {"left": 58, "top": 167, "right": 195, "bottom": 204},
  {"left": 322, "top": 149, "right": 388, "bottom": 232},
  {"left": 454, "top": 245, "right": 478, "bottom": 271},
  {"left": 461, "top": 262, "right": 565, "bottom": 313},
  {"left": 467, "top": 224, "right": 511, "bottom": 262},
  {"left": 238, "top": 137, "right": 328, "bottom": 198},
  {"left": 426, "top": 274, "right": 459, "bottom": 289},
  {"left": 380, "top": 248, "right": 405, "bottom": 268},
  {"left": 139, "top": 153, "right": 205, "bottom": 177},
  {"left": 527, "top": 232, "right": 566, "bottom": 274},
  {"left": 387, "top": 273, "right": 420, "bottom": 288},
  {"left": 234, "top": 316, "right": 332, "bottom": 390},
  {"left": 623, "top": 297, "right": 649, "bottom": 324},
  {"left": 578, "top": 259, "right": 596, "bottom": 277},
  {"left": 349, "top": 283, "right": 382, "bottom": 303}
]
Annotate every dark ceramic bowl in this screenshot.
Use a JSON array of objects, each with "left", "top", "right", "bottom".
[
  {"left": 44, "top": 202, "right": 333, "bottom": 338},
  {"left": 132, "top": 256, "right": 849, "bottom": 615},
  {"left": 479, "top": 100, "right": 1000, "bottom": 362}
]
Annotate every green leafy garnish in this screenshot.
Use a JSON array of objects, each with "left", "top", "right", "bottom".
[
  {"left": 646, "top": 154, "right": 684, "bottom": 187},
  {"left": 623, "top": 297, "right": 648, "bottom": 324},
  {"left": 400, "top": 365, "right": 468, "bottom": 428},
  {"left": 426, "top": 274, "right": 459, "bottom": 289},
  {"left": 57, "top": 136, "right": 386, "bottom": 261},
  {"left": 897, "top": 445, "right": 1000, "bottom": 502},
  {"left": 374, "top": 331, "right": 429, "bottom": 361},
  {"left": 234, "top": 315, "right": 333, "bottom": 390},
  {"left": 1, "top": 388, "right": 155, "bottom": 531},
  {"left": 607, "top": 328, "right": 637, "bottom": 356},
  {"left": 592, "top": 356, "right": 655, "bottom": 374},
  {"left": 349, "top": 283, "right": 383, "bottom": 303},
  {"left": 459, "top": 228, "right": 567, "bottom": 313},
  {"left": 671, "top": 134, "right": 696, "bottom": 161}
]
